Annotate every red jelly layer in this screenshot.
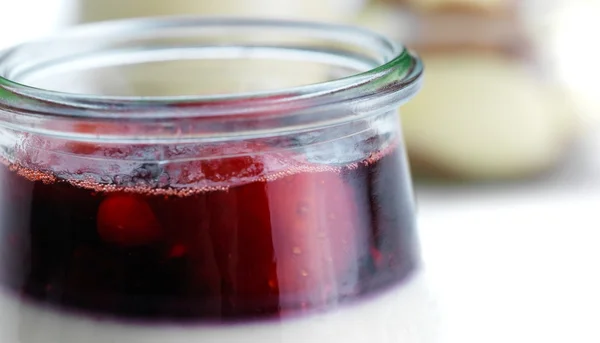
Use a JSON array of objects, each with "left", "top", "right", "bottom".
[{"left": 0, "top": 145, "right": 418, "bottom": 322}]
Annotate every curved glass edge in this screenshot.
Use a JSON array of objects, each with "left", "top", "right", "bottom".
[{"left": 0, "top": 17, "right": 423, "bottom": 142}]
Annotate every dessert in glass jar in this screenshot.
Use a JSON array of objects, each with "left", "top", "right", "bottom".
[{"left": 0, "top": 17, "right": 434, "bottom": 343}]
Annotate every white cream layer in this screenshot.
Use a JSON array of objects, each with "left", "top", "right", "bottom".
[{"left": 0, "top": 270, "right": 439, "bottom": 343}]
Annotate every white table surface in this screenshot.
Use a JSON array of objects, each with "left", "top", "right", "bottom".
[{"left": 415, "top": 126, "right": 600, "bottom": 343}]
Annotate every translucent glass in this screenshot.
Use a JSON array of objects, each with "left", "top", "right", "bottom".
[{"left": 0, "top": 18, "right": 435, "bottom": 343}]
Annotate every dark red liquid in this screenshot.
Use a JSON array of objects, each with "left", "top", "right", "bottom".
[{"left": 0, "top": 145, "right": 417, "bottom": 322}]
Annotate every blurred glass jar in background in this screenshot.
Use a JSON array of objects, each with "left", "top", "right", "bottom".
[
  {"left": 73, "top": 0, "right": 366, "bottom": 23},
  {"left": 357, "top": 0, "right": 583, "bottom": 181},
  {"left": 70, "top": 0, "right": 368, "bottom": 104}
]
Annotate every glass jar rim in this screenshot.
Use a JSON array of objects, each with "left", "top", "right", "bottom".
[{"left": 0, "top": 17, "right": 423, "bottom": 143}]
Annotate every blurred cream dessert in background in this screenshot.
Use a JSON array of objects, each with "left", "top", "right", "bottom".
[{"left": 358, "top": 0, "right": 581, "bottom": 180}]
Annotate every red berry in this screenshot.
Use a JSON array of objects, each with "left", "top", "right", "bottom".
[
  {"left": 152, "top": 146, "right": 362, "bottom": 312},
  {"left": 73, "top": 123, "right": 100, "bottom": 134},
  {"left": 166, "top": 142, "right": 268, "bottom": 187},
  {"left": 168, "top": 244, "right": 187, "bottom": 258},
  {"left": 205, "top": 181, "right": 279, "bottom": 311},
  {"left": 63, "top": 123, "right": 103, "bottom": 155},
  {"left": 64, "top": 141, "right": 100, "bottom": 155},
  {"left": 174, "top": 169, "right": 361, "bottom": 310},
  {"left": 173, "top": 94, "right": 290, "bottom": 113},
  {"left": 97, "top": 194, "right": 163, "bottom": 246},
  {"left": 159, "top": 182, "right": 280, "bottom": 313},
  {"left": 266, "top": 171, "right": 363, "bottom": 304},
  {"left": 201, "top": 154, "right": 264, "bottom": 183},
  {"left": 64, "top": 123, "right": 125, "bottom": 155}
]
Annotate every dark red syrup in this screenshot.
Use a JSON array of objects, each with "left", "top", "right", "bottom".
[{"left": 0, "top": 139, "right": 418, "bottom": 322}]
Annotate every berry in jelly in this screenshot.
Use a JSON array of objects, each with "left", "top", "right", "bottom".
[{"left": 0, "top": 143, "right": 417, "bottom": 322}]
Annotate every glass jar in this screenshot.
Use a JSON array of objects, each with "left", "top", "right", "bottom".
[
  {"left": 358, "top": 0, "right": 582, "bottom": 181},
  {"left": 0, "top": 18, "right": 436, "bottom": 343},
  {"left": 73, "top": 0, "right": 367, "bottom": 24}
]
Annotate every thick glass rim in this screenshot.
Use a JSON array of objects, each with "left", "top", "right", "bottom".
[{"left": 0, "top": 17, "right": 423, "bottom": 143}]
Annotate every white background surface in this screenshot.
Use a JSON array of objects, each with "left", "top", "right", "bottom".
[
  {"left": 1, "top": 1, "right": 600, "bottom": 342},
  {"left": 416, "top": 126, "right": 600, "bottom": 342},
  {"left": 0, "top": 0, "right": 73, "bottom": 49}
]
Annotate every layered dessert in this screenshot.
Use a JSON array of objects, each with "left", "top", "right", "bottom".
[
  {"left": 361, "top": 0, "right": 579, "bottom": 180},
  {"left": 0, "top": 120, "right": 434, "bottom": 342}
]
